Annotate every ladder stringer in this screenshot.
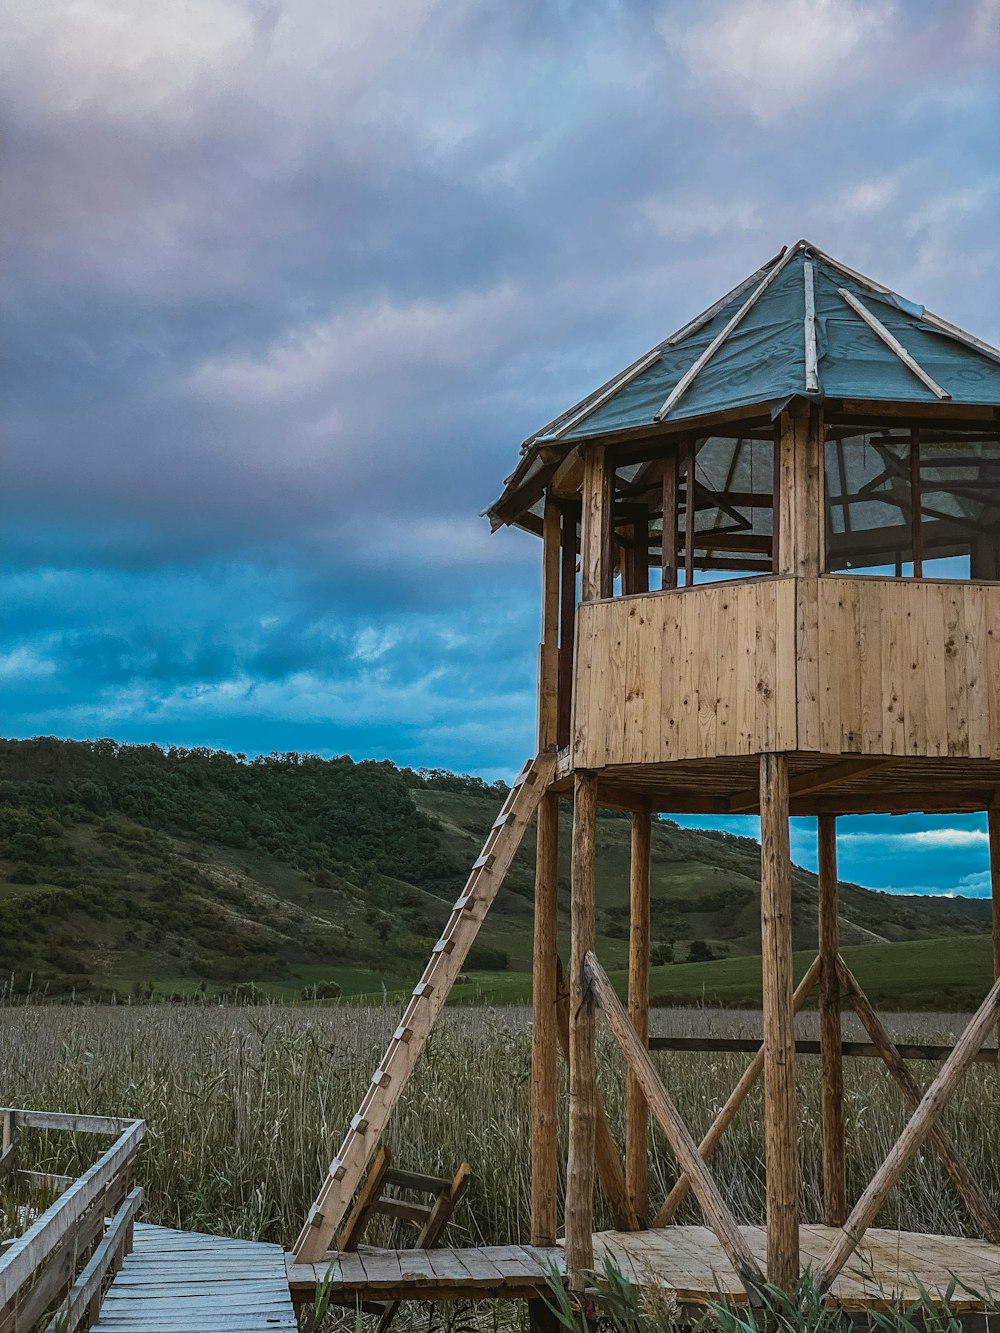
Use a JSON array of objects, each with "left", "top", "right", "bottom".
[{"left": 293, "top": 750, "right": 557, "bottom": 1262}]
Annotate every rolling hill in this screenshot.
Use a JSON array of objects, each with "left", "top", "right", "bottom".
[{"left": 0, "top": 736, "right": 991, "bottom": 1002}]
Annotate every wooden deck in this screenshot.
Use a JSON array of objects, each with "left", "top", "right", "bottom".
[
  {"left": 94, "top": 1222, "right": 297, "bottom": 1332},
  {"left": 287, "top": 1226, "right": 1000, "bottom": 1315},
  {"left": 593, "top": 1225, "right": 1000, "bottom": 1313},
  {"left": 287, "top": 1242, "right": 565, "bottom": 1305}
]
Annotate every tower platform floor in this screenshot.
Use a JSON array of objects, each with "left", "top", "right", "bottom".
[{"left": 287, "top": 1225, "right": 1000, "bottom": 1316}]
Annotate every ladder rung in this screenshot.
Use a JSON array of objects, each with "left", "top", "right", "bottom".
[
  {"left": 351, "top": 1114, "right": 369, "bottom": 1133},
  {"left": 413, "top": 981, "right": 434, "bottom": 998},
  {"left": 472, "top": 852, "right": 495, "bottom": 872},
  {"left": 432, "top": 938, "right": 456, "bottom": 954},
  {"left": 376, "top": 1196, "right": 434, "bottom": 1224},
  {"left": 371, "top": 1070, "right": 391, "bottom": 1087},
  {"left": 393, "top": 1025, "right": 413, "bottom": 1043},
  {"left": 329, "top": 1159, "right": 346, "bottom": 1182},
  {"left": 385, "top": 1166, "right": 452, "bottom": 1193},
  {"left": 492, "top": 812, "right": 514, "bottom": 830},
  {"left": 453, "top": 894, "right": 475, "bottom": 912}
]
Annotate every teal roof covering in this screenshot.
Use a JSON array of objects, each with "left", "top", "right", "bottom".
[{"left": 533, "top": 241, "right": 1000, "bottom": 444}]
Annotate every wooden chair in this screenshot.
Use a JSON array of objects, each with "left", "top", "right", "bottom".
[{"left": 337, "top": 1145, "right": 472, "bottom": 1331}]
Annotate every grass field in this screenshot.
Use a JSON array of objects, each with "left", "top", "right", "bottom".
[
  {"left": 332, "top": 933, "right": 999, "bottom": 1012},
  {"left": 1, "top": 995, "right": 997, "bottom": 1257}
]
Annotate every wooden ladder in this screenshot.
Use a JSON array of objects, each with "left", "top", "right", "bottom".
[
  {"left": 337, "top": 1145, "right": 471, "bottom": 1331},
  {"left": 294, "top": 751, "right": 556, "bottom": 1263}
]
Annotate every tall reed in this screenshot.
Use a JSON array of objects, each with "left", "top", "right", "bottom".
[{"left": 0, "top": 1003, "right": 997, "bottom": 1250}]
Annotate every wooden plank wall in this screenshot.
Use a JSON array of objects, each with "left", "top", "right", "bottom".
[
  {"left": 572, "top": 579, "right": 797, "bottom": 768},
  {"left": 571, "top": 576, "right": 1000, "bottom": 767},
  {"left": 799, "top": 578, "right": 1000, "bottom": 759}
]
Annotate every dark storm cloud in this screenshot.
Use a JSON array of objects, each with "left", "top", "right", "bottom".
[{"left": 2, "top": 0, "right": 999, "bottom": 877}]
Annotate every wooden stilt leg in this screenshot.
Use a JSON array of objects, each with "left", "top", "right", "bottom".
[
  {"left": 818, "top": 815, "right": 846, "bottom": 1226},
  {"left": 759, "top": 753, "right": 799, "bottom": 1291},
  {"left": 530, "top": 791, "right": 559, "bottom": 1247},
  {"left": 990, "top": 806, "right": 1000, "bottom": 1056},
  {"left": 556, "top": 958, "right": 639, "bottom": 1230},
  {"left": 565, "top": 772, "right": 597, "bottom": 1284},
  {"left": 626, "top": 810, "right": 651, "bottom": 1224}
]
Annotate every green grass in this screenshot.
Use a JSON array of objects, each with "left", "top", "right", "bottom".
[{"left": 349, "top": 934, "right": 996, "bottom": 1011}]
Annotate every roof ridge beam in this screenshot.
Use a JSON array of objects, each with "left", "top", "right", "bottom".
[
  {"left": 655, "top": 242, "right": 803, "bottom": 421},
  {"left": 803, "top": 259, "right": 819, "bottom": 394},
  {"left": 837, "top": 286, "right": 951, "bottom": 401},
  {"left": 530, "top": 247, "right": 792, "bottom": 445}
]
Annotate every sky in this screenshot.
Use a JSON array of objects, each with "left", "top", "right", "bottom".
[{"left": 3, "top": 0, "right": 1000, "bottom": 898}]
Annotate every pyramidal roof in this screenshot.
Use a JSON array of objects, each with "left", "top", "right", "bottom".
[{"left": 527, "top": 239, "right": 1000, "bottom": 446}]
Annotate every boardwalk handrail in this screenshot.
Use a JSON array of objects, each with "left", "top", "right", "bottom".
[{"left": 0, "top": 1107, "right": 146, "bottom": 1331}]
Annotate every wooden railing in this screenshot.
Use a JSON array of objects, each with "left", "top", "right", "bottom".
[{"left": 0, "top": 1109, "right": 145, "bottom": 1333}]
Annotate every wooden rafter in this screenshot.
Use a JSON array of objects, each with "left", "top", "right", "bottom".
[
  {"left": 655, "top": 244, "right": 803, "bottom": 421},
  {"left": 728, "top": 757, "right": 888, "bottom": 814},
  {"left": 838, "top": 287, "right": 951, "bottom": 400},
  {"left": 804, "top": 260, "right": 819, "bottom": 394}
]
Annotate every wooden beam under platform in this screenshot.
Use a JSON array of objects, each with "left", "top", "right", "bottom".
[{"left": 551, "top": 752, "right": 1000, "bottom": 818}]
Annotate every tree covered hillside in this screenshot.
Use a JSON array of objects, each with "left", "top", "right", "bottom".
[{"left": 0, "top": 737, "right": 991, "bottom": 1000}]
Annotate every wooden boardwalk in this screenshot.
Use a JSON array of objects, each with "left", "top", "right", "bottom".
[{"left": 94, "top": 1222, "right": 297, "bottom": 1332}]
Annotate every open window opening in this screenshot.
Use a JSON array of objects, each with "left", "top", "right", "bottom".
[
  {"left": 824, "top": 428, "right": 1000, "bottom": 580},
  {"left": 610, "top": 433, "right": 775, "bottom": 594}
]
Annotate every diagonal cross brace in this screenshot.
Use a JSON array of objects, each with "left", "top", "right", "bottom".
[
  {"left": 836, "top": 957, "right": 1000, "bottom": 1243},
  {"left": 820, "top": 972, "right": 1000, "bottom": 1289},
  {"left": 583, "top": 950, "right": 766, "bottom": 1299}
]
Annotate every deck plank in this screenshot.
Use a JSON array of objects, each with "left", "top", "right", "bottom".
[{"left": 93, "top": 1222, "right": 297, "bottom": 1332}]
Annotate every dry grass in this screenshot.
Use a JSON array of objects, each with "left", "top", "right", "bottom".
[{"left": 0, "top": 1001, "right": 998, "bottom": 1252}]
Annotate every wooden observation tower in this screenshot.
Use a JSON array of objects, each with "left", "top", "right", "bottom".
[{"left": 292, "top": 241, "right": 1000, "bottom": 1319}]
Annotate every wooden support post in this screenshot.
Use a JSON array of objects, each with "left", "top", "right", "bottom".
[
  {"left": 820, "top": 973, "right": 1000, "bottom": 1289},
  {"left": 652, "top": 956, "right": 821, "bottom": 1227},
  {"left": 662, "top": 449, "right": 679, "bottom": 589},
  {"left": 565, "top": 772, "right": 597, "bottom": 1283},
  {"left": 581, "top": 448, "right": 612, "bottom": 602},
  {"left": 910, "top": 429, "right": 923, "bottom": 577},
  {"left": 633, "top": 509, "right": 649, "bottom": 593},
  {"left": 776, "top": 401, "right": 824, "bottom": 577},
  {"left": 759, "top": 753, "right": 799, "bottom": 1291},
  {"left": 530, "top": 792, "right": 560, "bottom": 1247},
  {"left": 537, "top": 499, "right": 561, "bottom": 750},
  {"left": 683, "top": 439, "right": 695, "bottom": 588},
  {"left": 626, "top": 811, "right": 651, "bottom": 1223},
  {"left": 556, "top": 958, "right": 639, "bottom": 1231},
  {"left": 817, "top": 815, "right": 846, "bottom": 1226},
  {"left": 557, "top": 506, "right": 578, "bottom": 750},
  {"left": 990, "top": 806, "right": 1000, "bottom": 1055}
]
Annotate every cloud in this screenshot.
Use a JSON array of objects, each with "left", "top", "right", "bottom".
[
  {"left": 3, "top": 0, "right": 1000, "bottom": 875},
  {"left": 664, "top": 0, "right": 889, "bottom": 123},
  {"left": 838, "top": 829, "right": 990, "bottom": 849}
]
